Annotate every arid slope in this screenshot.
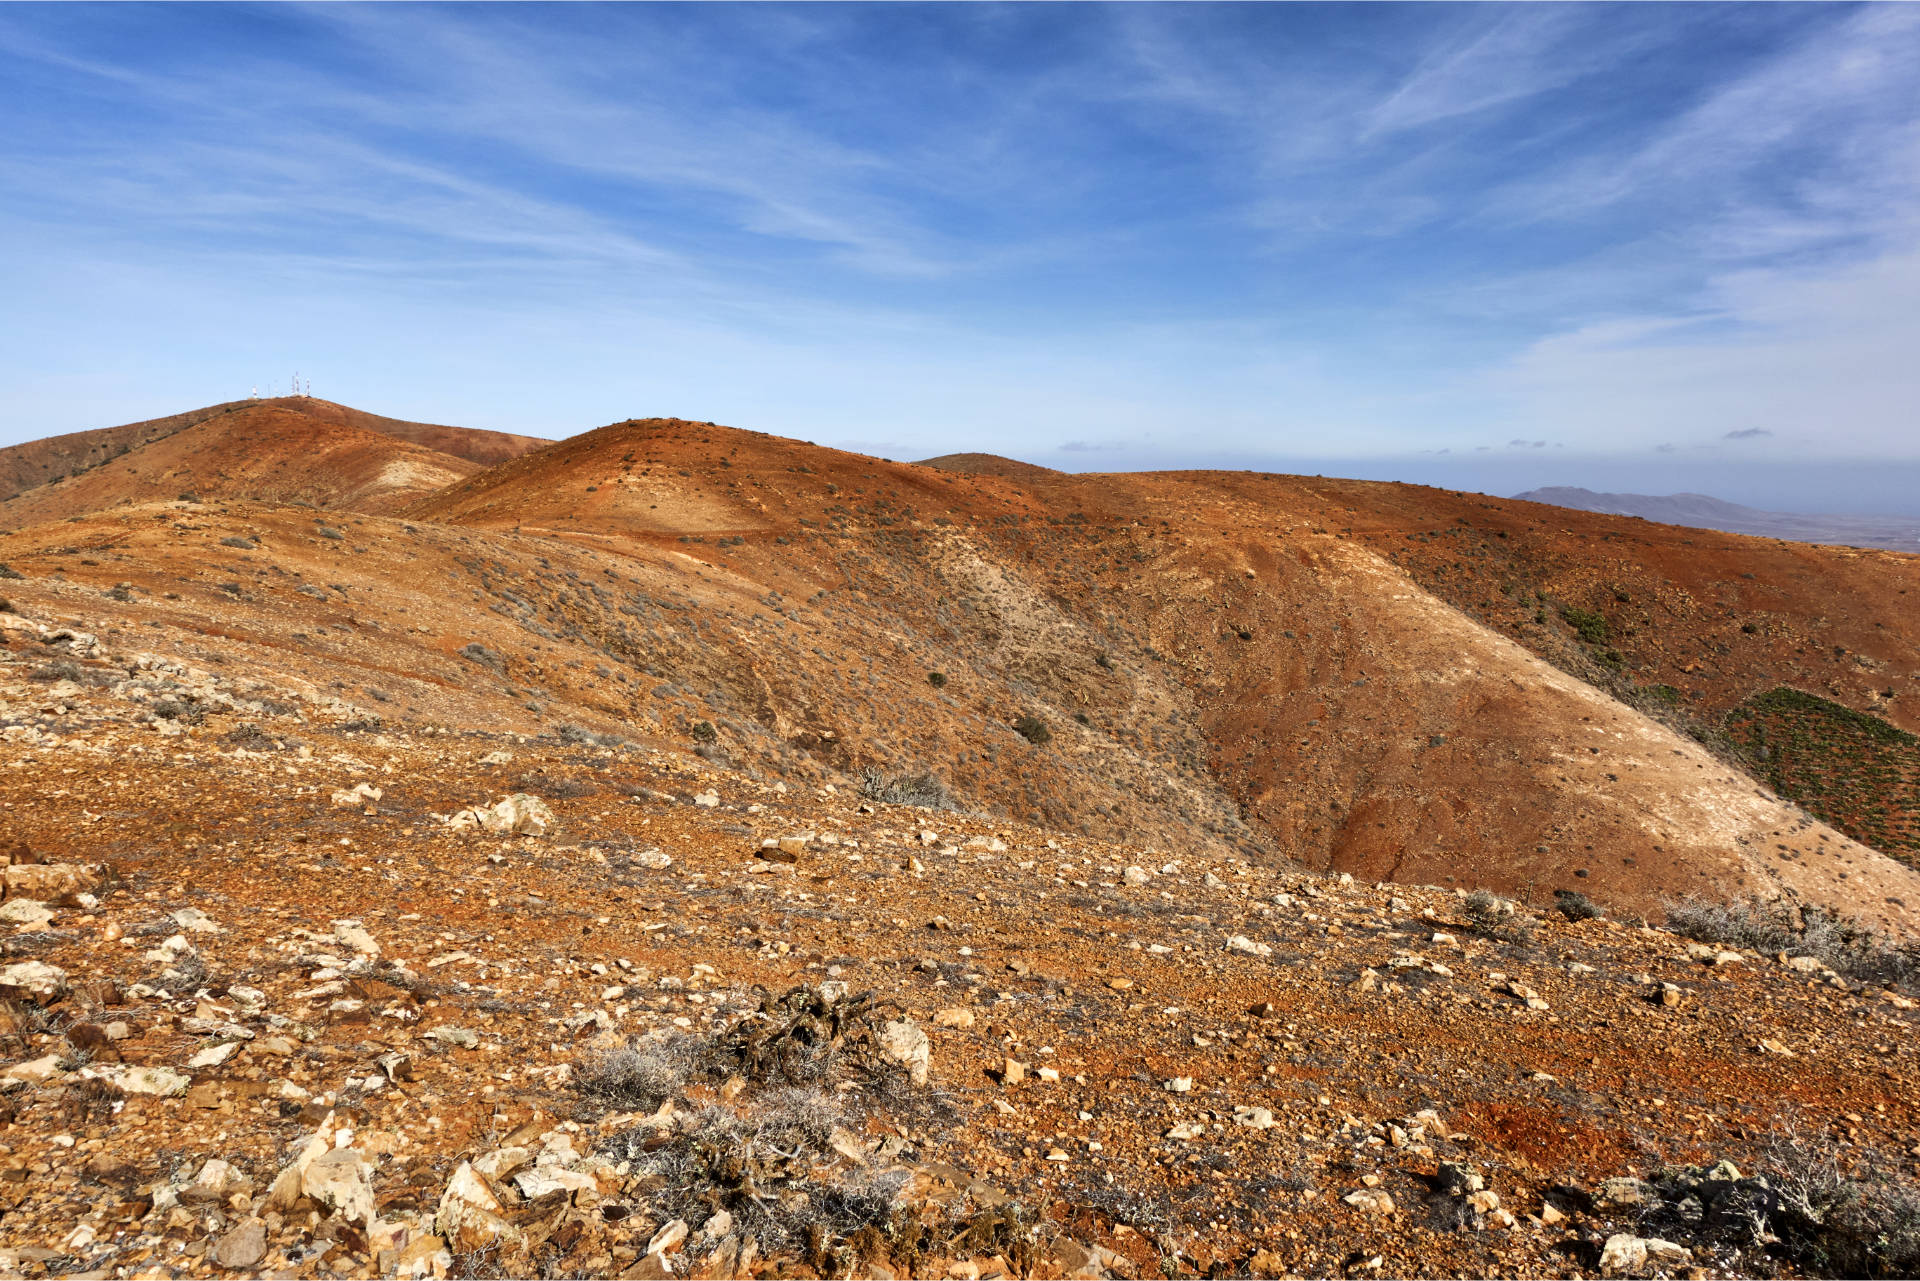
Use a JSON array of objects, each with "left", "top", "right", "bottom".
[
  {"left": 5, "top": 411, "right": 1919, "bottom": 931},
  {"left": 0, "top": 398, "right": 548, "bottom": 518},
  {"left": 410, "top": 420, "right": 1920, "bottom": 931},
  {"left": 0, "top": 403, "right": 497, "bottom": 521}
]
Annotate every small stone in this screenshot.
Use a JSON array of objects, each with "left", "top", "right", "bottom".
[
  {"left": 878, "top": 1019, "right": 931, "bottom": 1086},
  {"left": 1225, "top": 934, "right": 1273, "bottom": 957},
  {"left": 437, "top": 1161, "right": 521, "bottom": 1253},
  {"left": 1504, "top": 980, "right": 1548, "bottom": 1010},
  {"left": 1165, "top": 1076, "right": 1193, "bottom": 1093},
  {"left": 648, "top": 1219, "right": 689, "bottom": 1256},
  {"left": 1232, "top": 1105, "right": 1275, "bottom": 1130},
  {"left": 0, "top": 899, "right": 55, "bottom": 928},
  {"left": 212, "top": 1218, "right": 267, "bottom": 1271},
  {"left": 828, "top": 1127, "right": 869, "bottom": 1165},
  {"left": 332, "top": 919, "right": 380, "bottom": 956},
  {"left": 1598, "top": 1234, "right": 1691, "bottom": 1277},
  {"left": 330, "top": 782, "right": 383, "bottom": 808},
  {"left": 5, "top": 1053, "right": 68, "bottom": 1084},
  {"left": 478, "top": 793, "right": 555, "bottom": 836},
  {"left": 188, "top": 1041, "right": 241, "bottom": 1068},
  {"left": 933, "top": 1007, "right": 975, "bottom": 1029},
  {"left": 1594, "top": 1176, "right": 1657, "bottom": 1209},
  {"left": 0, "top": 960, "right": 67, "bottom": 1002},
  {"left": 302, "top": 1148, "right": 374, "bottom": 1227},
  {"left": 103, "top": 1064, "right": 190, "bottom": 1096},
  {"left": 1343, "top": 1189, "right": 1395, "bottom": 1215}
]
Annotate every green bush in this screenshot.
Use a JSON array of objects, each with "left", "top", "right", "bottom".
[
  {"left": 926, "top": 671, "right": 947, "bottom": 688},
  {"left": 1558, "top": 605, "right": 1609, "bottom": 645},
  {"left": 1013, "top": 715, "right": 1051, "bottom": 745},
  {"left": 1554, "top": 889, "right": 1603, "bottom": 921}
]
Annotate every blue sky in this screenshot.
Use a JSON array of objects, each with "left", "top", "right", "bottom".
[{"left": 4, "top": 3, "right": 1920, "bottom": 511}]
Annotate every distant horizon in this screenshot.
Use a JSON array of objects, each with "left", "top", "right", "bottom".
[{"left": 15, "top": 388, "right": 1920, "bottom": 523}]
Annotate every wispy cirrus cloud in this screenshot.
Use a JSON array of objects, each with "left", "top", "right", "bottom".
[{"left": 1, "top": 2, "right": 1919, "bottom": 505}]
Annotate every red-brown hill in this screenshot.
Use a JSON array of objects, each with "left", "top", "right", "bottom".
[
  {"left": 0, "top": 400, "right": 252, "bottom": 501},
  {"left": 409, "top": 418, "right": 1920, "bottom": 932},
  {"left": 0, "top": 397, "right": 548, "bottom": 511},
  {"left": 917, "top": 452, "right": 1063, "bottom": 482},
  {"left": 0, "top": 400, "right": 544, "bottom": 522}
]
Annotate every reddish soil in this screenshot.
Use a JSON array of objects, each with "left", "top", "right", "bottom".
[
  {"left": 0, "top": 400, "right": 548, "bottom": 518},
  {"left": 1, "top": 401, "right": 1918, "bottom": 1279}
]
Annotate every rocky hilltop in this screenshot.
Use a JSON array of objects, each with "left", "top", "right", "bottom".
[{"left": 0, "top": 401, "right": 1916, "bottom": 1279}]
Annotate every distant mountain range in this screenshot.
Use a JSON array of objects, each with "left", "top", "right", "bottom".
[{"left": 1513, "top": 486, "right": 1920, "bottom": 553}]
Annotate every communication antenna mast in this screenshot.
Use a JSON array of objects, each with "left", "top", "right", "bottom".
[{"left": 250, "top": 385, "right": 259, "bottom": 400}]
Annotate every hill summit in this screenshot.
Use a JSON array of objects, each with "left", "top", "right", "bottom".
[{"left": 0, "top": 397, "right": 547, "bottom": 520}]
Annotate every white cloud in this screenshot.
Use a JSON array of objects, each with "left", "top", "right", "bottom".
[
  {"left": 1363, "top": 7, "right": 1601, "bottom": 138},
  {"left": 1484, "top": 238, "right": 1920, "bottom": 458}
]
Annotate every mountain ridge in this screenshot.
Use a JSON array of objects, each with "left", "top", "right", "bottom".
[{"left": 1514, "top": 484, "right": 1920, "bottom": 552}]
